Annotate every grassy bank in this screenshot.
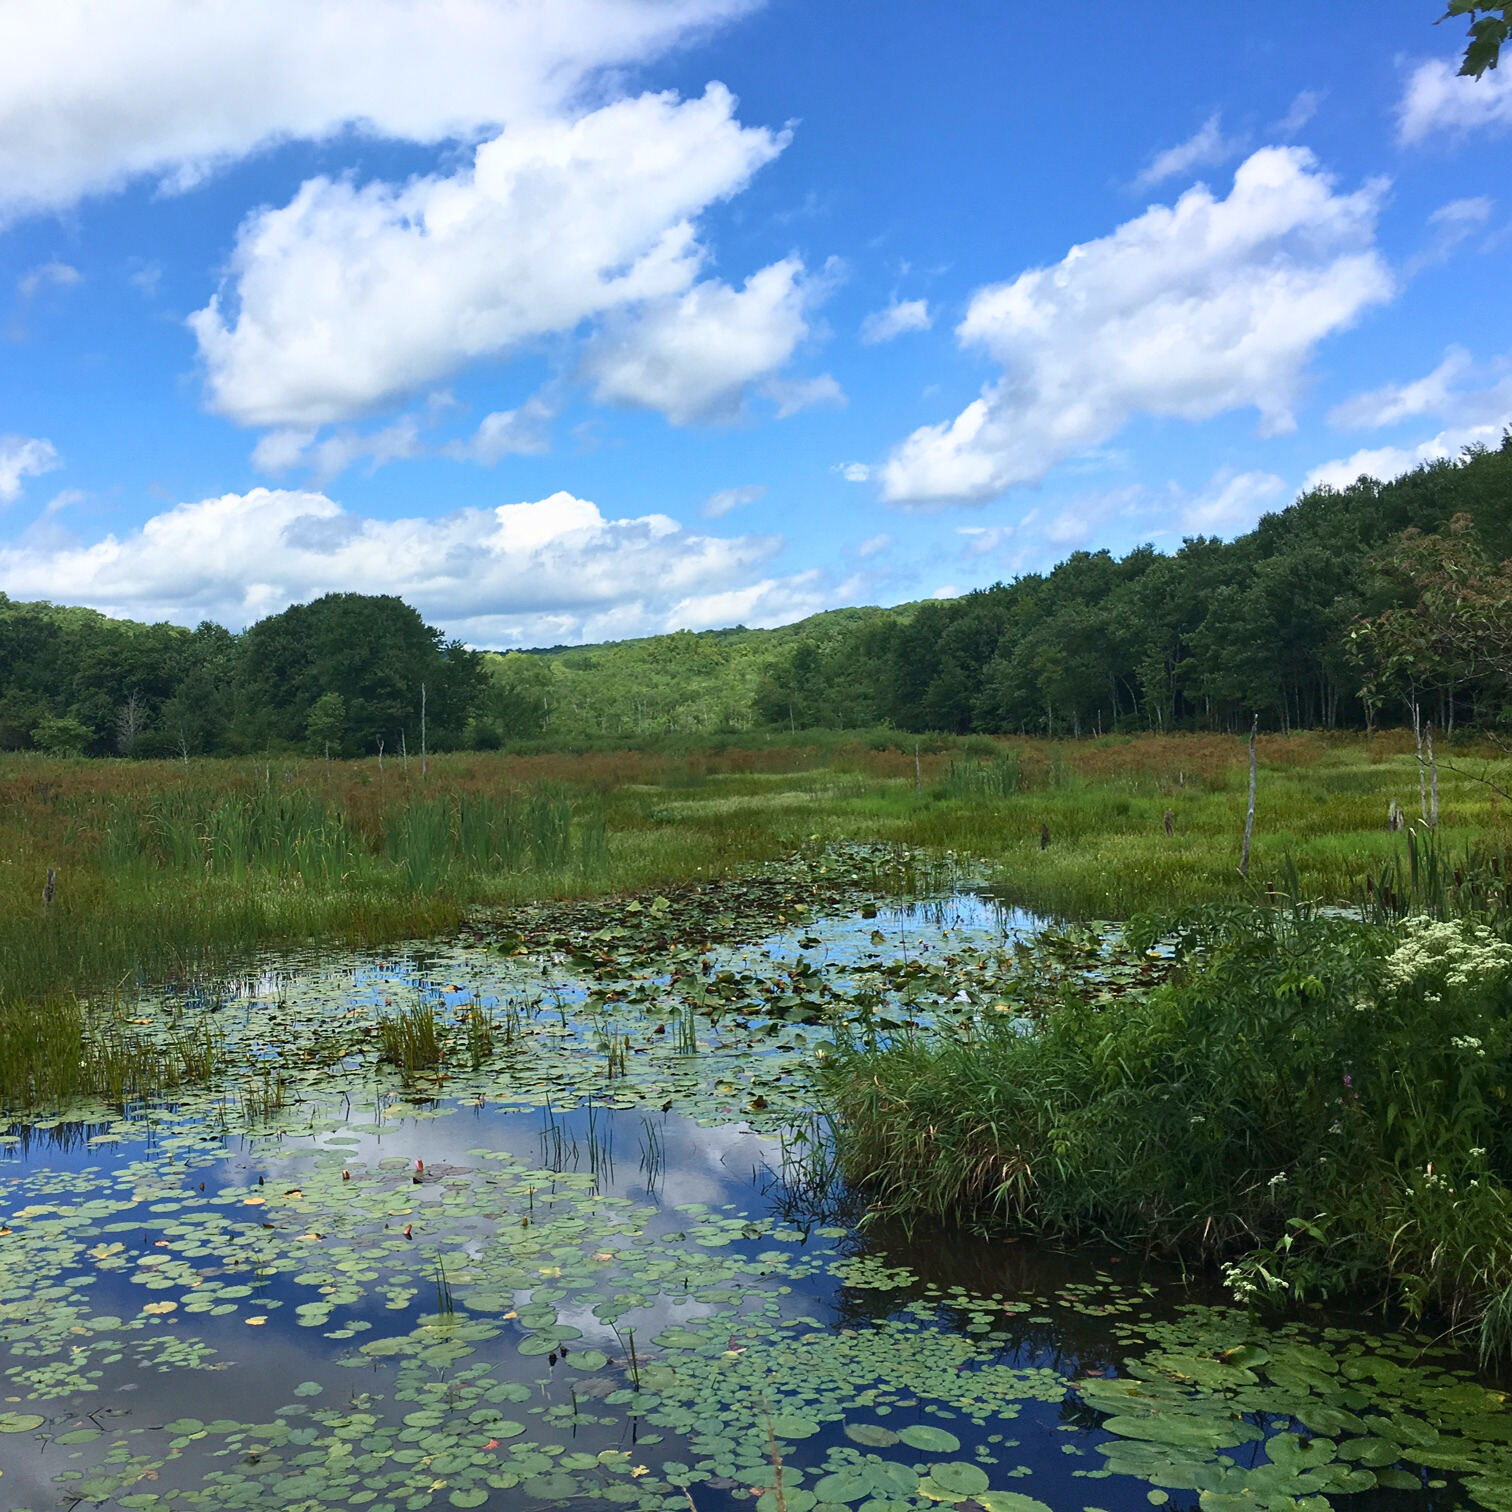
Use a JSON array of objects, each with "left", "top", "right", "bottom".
[{"left": 825, "top": 888, "right": 1512, "bottom": 1351}]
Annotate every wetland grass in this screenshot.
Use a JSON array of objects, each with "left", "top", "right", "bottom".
[
  {"left": 376, "top": 1000, "right": 444, "bottom": 1076},
  {"left": 6, "top": 732, "right": 1512, "bottom": 1111},
  {"left": 826, "top": 894, "right": 1512, "bottom": 1352}
]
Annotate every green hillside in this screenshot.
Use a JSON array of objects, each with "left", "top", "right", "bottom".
[{"left": 476, "top": 603, "right": 921, "bottom": 743}]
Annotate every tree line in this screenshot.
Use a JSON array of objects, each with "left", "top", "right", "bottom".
[
  {"left": 753, "top": 438, "right": 1512, "bottom": 738},
  {"left": 0, "top": 593, "right": 484, "bottom": 758},
  {"left": 2, "top": 438, "right": 1510, "bottom": 756}
]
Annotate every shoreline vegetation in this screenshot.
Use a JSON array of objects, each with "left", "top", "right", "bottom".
[{"left": 7, "top": 727, "right": 1512, "bottom": 1351}]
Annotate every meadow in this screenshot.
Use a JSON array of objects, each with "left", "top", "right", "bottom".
[{"left": 2, "top": 726, "right": 1507, "bottom": 1107}]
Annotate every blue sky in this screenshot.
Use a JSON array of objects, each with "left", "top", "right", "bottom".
[{"left": 0, "top": 0, "right": 1509, "bottom": 645}]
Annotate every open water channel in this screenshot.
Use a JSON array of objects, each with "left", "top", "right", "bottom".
[{"left": 0, "top": 852, "right": 1507, "bottom": 1512}]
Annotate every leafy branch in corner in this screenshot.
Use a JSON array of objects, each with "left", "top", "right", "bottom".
[{"left": 1441, "top": 1, "right": 1510, "bottom": 76}]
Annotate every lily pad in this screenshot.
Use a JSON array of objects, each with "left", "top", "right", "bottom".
[
  {"left": 1104, "top": 1414, "right": 1256, "bottom": 1450},
  {"left": 0, "top": 1413, "right": 45, "bottom": 1433},
  {"left": 813, "top": 1469, "right": 877, "bottom": 1502},
  {"left": 927, "top": 1462, "right": 990, "bottom": 1496},
  {"left": 977, "top": 1496, "right": 1055, "bottom": 1512},
  {"left": 769, "top": 1413, "right": 821, "bottom": 1439},
  {"left": 520, "top": 1472, "right": 580, "bottom": 1499},
  {"left": 897, "top": 1424, "right": 961, "bottom": 1453},
  {"left": 845, "top": 1422, "right": 900, "bottom": 1448}
]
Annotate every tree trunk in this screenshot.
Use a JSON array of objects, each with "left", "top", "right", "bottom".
[
  {"left": 1240, "top": 715, "right": 1259, "bottom": 878},
  {"left": 1426, "top": 721, "right": 1439, "bottom": 830}
]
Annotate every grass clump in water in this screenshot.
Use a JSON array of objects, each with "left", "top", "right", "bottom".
[
  {"left": 377, "top": 1001, "right": 443, "bottom": 1076},
  {"left": 825, "top": 898, "right": 1512, "bottom": 1353}
]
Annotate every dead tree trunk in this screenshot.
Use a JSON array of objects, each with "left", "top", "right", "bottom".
[{"left": 1240, "top": 716, "right": 1258, "bottom": 878}]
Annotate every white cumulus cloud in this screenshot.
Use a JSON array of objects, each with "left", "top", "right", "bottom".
[
  {"left": 0, "top": 0, "right": 755, "bottom": 218},
  {"left": 0, "top": 435, "right": 61, "bottom": 504},
  {"left": 582, "top": 256, "right": 821, "bottom": 425},
  {"left": 445, "top": 394, "right": 558, "bottom": 465},
  {"left": 1178, "top": 469, "right": 1288, "bottom": 534},
  {"left": 1327, "top": 344, "right": 1512, "bottom": 431},
  {"left": 880, "top": 147, "right": 1394, "bottom": 506},
  {"left": 1398, "top": 56, "right": 1512, "bottom": 143},
  {"left": 17, "top": 261, "right": 81, "bottom": 298},
  {"left": 762, "top": 373, "right": 845, "bottom": 418},
  {"left": 0, "top": 485, "right": 815, "bottom": 644},
  {"left": 252, "top": 416, "right": 426, "bottom": 483},
  {"left": 1305, "top": 425, "right": 1510, "bottom": 492},
  {"left": 1310, "top": 345, "right": 1512, "bottom": 490},
  {"left": 1328, "top": 347, "right": 1475, "bottom": 429},
  {"left": 190, "top": 86, "right": 788, "bottom": 428},
  {"left": 701, "top": 484, "right": 767, "bottom": 519},
  {"left": 1132, "top": 113, "right": 1241, "bottom": 190},
  {"left": 859, "top": 298, "right": 931, "bottom": 344}
]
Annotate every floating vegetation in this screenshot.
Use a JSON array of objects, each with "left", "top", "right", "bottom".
[{"left": 0, "top": 849, "right": 1508, "bottom": 1512}]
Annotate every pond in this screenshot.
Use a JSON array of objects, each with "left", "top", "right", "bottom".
[{"left": 0, "top": 849, "right": 1508, "bottom": 1512}]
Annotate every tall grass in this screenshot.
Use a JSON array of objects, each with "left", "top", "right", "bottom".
[
  {"left": 825, "top": 897, "right": 1512, "bottom": 1353},
  {"left": 5, "top": 731, "right": 1512, "bottom": 1107}
]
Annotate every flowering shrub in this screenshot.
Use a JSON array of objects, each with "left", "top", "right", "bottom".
[{"left": 1381, "top": 917, "right": 1512, "bottom": 995}]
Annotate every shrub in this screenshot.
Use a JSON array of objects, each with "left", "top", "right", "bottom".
[{"left": 825, "top": 905, "right": 1512, "bottom": 1351}]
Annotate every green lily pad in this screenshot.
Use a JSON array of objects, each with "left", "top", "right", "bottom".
[
  {"left": 449, "top": 1492, "right": 489, "bottom": 1508},
  {"left": 520, "top": 1472, "right": 580, "bottom": 1499},
  {"left": 813, "top": 1469, "right": 876, "bottom": 1503},
  {"left": 977, "top": 1496, "right": 1055, "bottom": 1512},
  {"left": 0, "top": 1413, "right": 45, "bottom": 1433},
  {"left": 845, "top": 1422, "right": 900, "bottom": 1448},
  {"left": 758, "top": 1492, "right": 816, "bottom": 1512},
  {"left": 769, "top": 1413, "right": 821, "bottom": 1439},
  {"left": 928, "top": 1462, "right": 990, "bottom": 1496},
  {"left": 864, "top": 1462, "right": 920, "bottom": 1497},
  {"left": 897, "top": 1424, "right": 961, "bottom": 1453},
  {"left": 1336, "top": 1435, "right": 1400, "bottom": 1467},
  {"left": 1104, "top": 1414, "right": 1255, "bottom": 1450}
]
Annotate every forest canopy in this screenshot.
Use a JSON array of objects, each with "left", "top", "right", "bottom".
[{"left": 2, "top": 436, "right": 1510, "bottom": 756}]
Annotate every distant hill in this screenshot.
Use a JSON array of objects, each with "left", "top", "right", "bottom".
[{"left": 478, "top": 602, "right": 923, "bottom": 741}]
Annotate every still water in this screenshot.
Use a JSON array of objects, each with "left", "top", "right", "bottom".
[{"left": 0, "top": 880, "right": 1502, "bottom": 1512}]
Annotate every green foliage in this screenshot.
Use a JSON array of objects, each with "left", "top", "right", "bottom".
[
  {"left": 6, "top": 444, "right": 1512, "bottom": 751},
  {"left": 826, "top": 902, "right": 1512, "bottom": 1344},
  {"left": 471, "top": 651, "right": 551, "bottom": 745},
  {"left": 235, "top": 592, "right": 483, "bottom": 754},
  {"left": 305, "top": 691, "right": 346, "bottom": 755},
  {"left": 0, "top": 591, "right": 483, "bottom": 758},
  {"left": 762, "top": 441, "right": 1512, "bottom": 737},
  {"left": 1443, "top": 0, "right": 1510, "bottom": 76},
  {"left": 30, "top": 712, "right": 91, "bottom": 756}
]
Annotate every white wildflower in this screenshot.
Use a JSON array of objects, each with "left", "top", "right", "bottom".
[{"left": 1383, "top": 919, "right": 1512, "bottom": 995}]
